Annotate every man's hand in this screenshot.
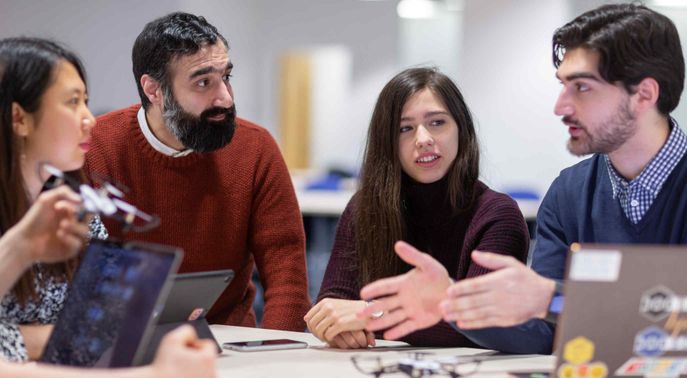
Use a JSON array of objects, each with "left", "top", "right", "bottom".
[
  {"left": 358, "top": 241, "right": 451, "bottom": 340},
  {"left": 151, "top": 325, "right": 217, "bottom": 378},
  {"left": 441, "top": 251, "right": 556, "bottom": 329},
  {"left": 304, "top": 298, "right": 375, "bottom": 348}
]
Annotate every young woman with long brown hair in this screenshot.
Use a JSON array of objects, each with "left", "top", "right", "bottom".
[{"left": 305, "top": 67, "right": 529, "bottom": 349}]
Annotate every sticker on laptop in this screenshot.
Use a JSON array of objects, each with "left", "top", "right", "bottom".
[
  {"left": 557, "top": 361, "right": 607, "bottom": 378},
  {"left": 563, "top": 336, "right": 595, "bottom": 365},
  {"left": 633, "top": 326, "right": 668, "bottom": 357},
  {"left": 616, "top": 357, "right": 687, "bottom": 376},
  {"left": 569, "top": 249, "right": 621, "bottom": 282},
  {"left": 559, "top": 337, "right": 608, "bottom": 378},
  {"left": 633, "top": 325, "right": 687, "bottom": 357},
  {"left": 639, "top": 285, "right": 682, "bottom": 322}
]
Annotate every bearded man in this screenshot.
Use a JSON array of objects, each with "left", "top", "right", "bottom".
[{"left": 85, "top": 12, "right": 310, "bottom": 331}]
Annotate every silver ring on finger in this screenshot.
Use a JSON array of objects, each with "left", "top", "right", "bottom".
[{"left": 365, "top": 300, "right": 384, "bottom": 319}]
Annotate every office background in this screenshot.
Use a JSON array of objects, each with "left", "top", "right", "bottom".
[
  {"left": 7, "top": 0, "right": 686, "bottom": 194},
  {"left": 2, "top": 0, "right": 686, "bottom": 318}
]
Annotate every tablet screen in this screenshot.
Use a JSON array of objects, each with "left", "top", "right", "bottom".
[{"left": 41, "top": 240, "right": 179, "bottom": 367}]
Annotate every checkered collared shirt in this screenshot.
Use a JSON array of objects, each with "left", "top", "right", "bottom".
[{"left": 605, "top": 119, "right": 687, "bottom": 224}]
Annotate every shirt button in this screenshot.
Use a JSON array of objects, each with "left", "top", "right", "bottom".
[{"left": 630, "top": 199, "right": 639, "bottom": 207}]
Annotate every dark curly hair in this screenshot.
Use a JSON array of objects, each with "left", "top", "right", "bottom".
[
  {"left": 132, "top": 12, "right": 228, "bottom": 109},
  {"left": 553, "top": 3, "right": 684, "bottom": 115}
]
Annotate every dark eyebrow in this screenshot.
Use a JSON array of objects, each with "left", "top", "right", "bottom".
[
  {"left": 400, "top": 111, "right": 449, "bottom": 122},
  {"left": 425, "top": 111, "right": 449, "bottom": 117},
  {"left": 555, "top": 72, "right": 603, "bottom": 82},
  {"left": 189, "top": 62, "right": 234, "bottom": 80}
]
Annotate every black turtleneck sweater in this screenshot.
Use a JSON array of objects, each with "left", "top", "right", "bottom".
[{"left": 317, "top": 176, "right": 529, "bottom": 347}]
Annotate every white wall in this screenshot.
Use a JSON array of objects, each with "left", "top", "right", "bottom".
[
  {"left": 253, "top": 0, "right": 399, "bottom": 170},
  {"left": 456, "top": 0, "right": 582, "bottom": 196},
  {"left": 308, "top": 46, "right": 355, "bottom": 171},
  {"left": 398, "top": 1, "right": 462, "bottom": 81}
]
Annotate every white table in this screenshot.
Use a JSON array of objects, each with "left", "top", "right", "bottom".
[{"left": 212, "top": 325, "right": 554, "bottom": 378}]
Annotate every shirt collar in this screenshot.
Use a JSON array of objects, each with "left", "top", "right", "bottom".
[
  {"left": 605, "top": 118, "right": 687, "bottom": 198},
  {"left": 137, "top": 107, "right": 193, "bottom": 158}
]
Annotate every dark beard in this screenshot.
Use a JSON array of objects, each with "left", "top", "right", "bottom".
[
  {"left": 565, "top": 99, "right": 636, "bottom": 157},
  {"left": 161, "top": 88, "right": 236, "bottom": 153}
]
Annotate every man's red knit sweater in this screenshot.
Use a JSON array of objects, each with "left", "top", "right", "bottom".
[{"left": 85, "top": 104, "right": 310, "bottom": 331}]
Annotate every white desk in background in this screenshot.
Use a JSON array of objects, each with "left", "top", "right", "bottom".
[
  {"left": 296, "top": 189, "right": 540, "bottom": 221},
  {"left": 212, "top": 325, "right": 554, "bottom": 378}
]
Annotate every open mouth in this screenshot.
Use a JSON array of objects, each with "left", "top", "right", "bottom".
[
  {"left": 568, "top": 126, "right": 584, "bottom": 138},
  {"left": 416, "top": 154, "right": 440, "bottom": 166}
]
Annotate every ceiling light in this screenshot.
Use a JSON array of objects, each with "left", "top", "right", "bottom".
[{"left": 397, "top": 0, "right": 437, "bottom": 19}]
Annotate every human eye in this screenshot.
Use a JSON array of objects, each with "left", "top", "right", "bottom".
[
  {"left": 575, "top": 82, "right": 590, "bottom": 93},
  {"left": 222, "top": 73, "right": 232, "bottom": 82},
  {"left": 196, "top": 78, "right": 210, "bottom": 88},
  {"left": 430, "top": 119, "right": 446, "bottom": 127},
  {"left": 400, "top": 125, "right": 413, "bottom": 133},
  {"left": 67, "top": 96, "right": 80, "bottom": 106}
]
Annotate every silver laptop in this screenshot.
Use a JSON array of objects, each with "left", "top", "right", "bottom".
[{"left": 554, "top": 243, "right": 687, "bottom": 378}]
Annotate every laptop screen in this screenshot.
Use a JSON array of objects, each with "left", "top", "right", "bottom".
[{"left": 40, "top": 239, "right": 180, "bottom": 368}]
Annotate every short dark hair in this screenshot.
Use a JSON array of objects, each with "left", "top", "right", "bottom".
[
  {"left": 132, "top": 12, "right": 228, "bottom": 109},
  {"left": 0, "top": 37, "right": 86, "bottom": 303},
  {"left": 355, "top": 67, "right": 480, "bottom": 283},
  {"left": 553, "top": 3, "right": 684, "bottom": 115}
]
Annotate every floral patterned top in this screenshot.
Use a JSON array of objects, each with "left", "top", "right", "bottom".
[{"left": 0, "top": 216, "right": 108, "bottom": 361}]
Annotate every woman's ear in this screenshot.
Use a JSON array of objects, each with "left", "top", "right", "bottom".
[{"left": 11, "top": 102, "right": 31, "bottom": 137}]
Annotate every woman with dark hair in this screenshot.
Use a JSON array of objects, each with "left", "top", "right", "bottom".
[
  {"left": 305, "top": 67, "right": 529, "bottom": 348},
  {"left": 0, "top": 37, "right": 217, "bottom": 377},
  {"left": 0, "top": 37, "right": 108, "bottom": 361}
]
